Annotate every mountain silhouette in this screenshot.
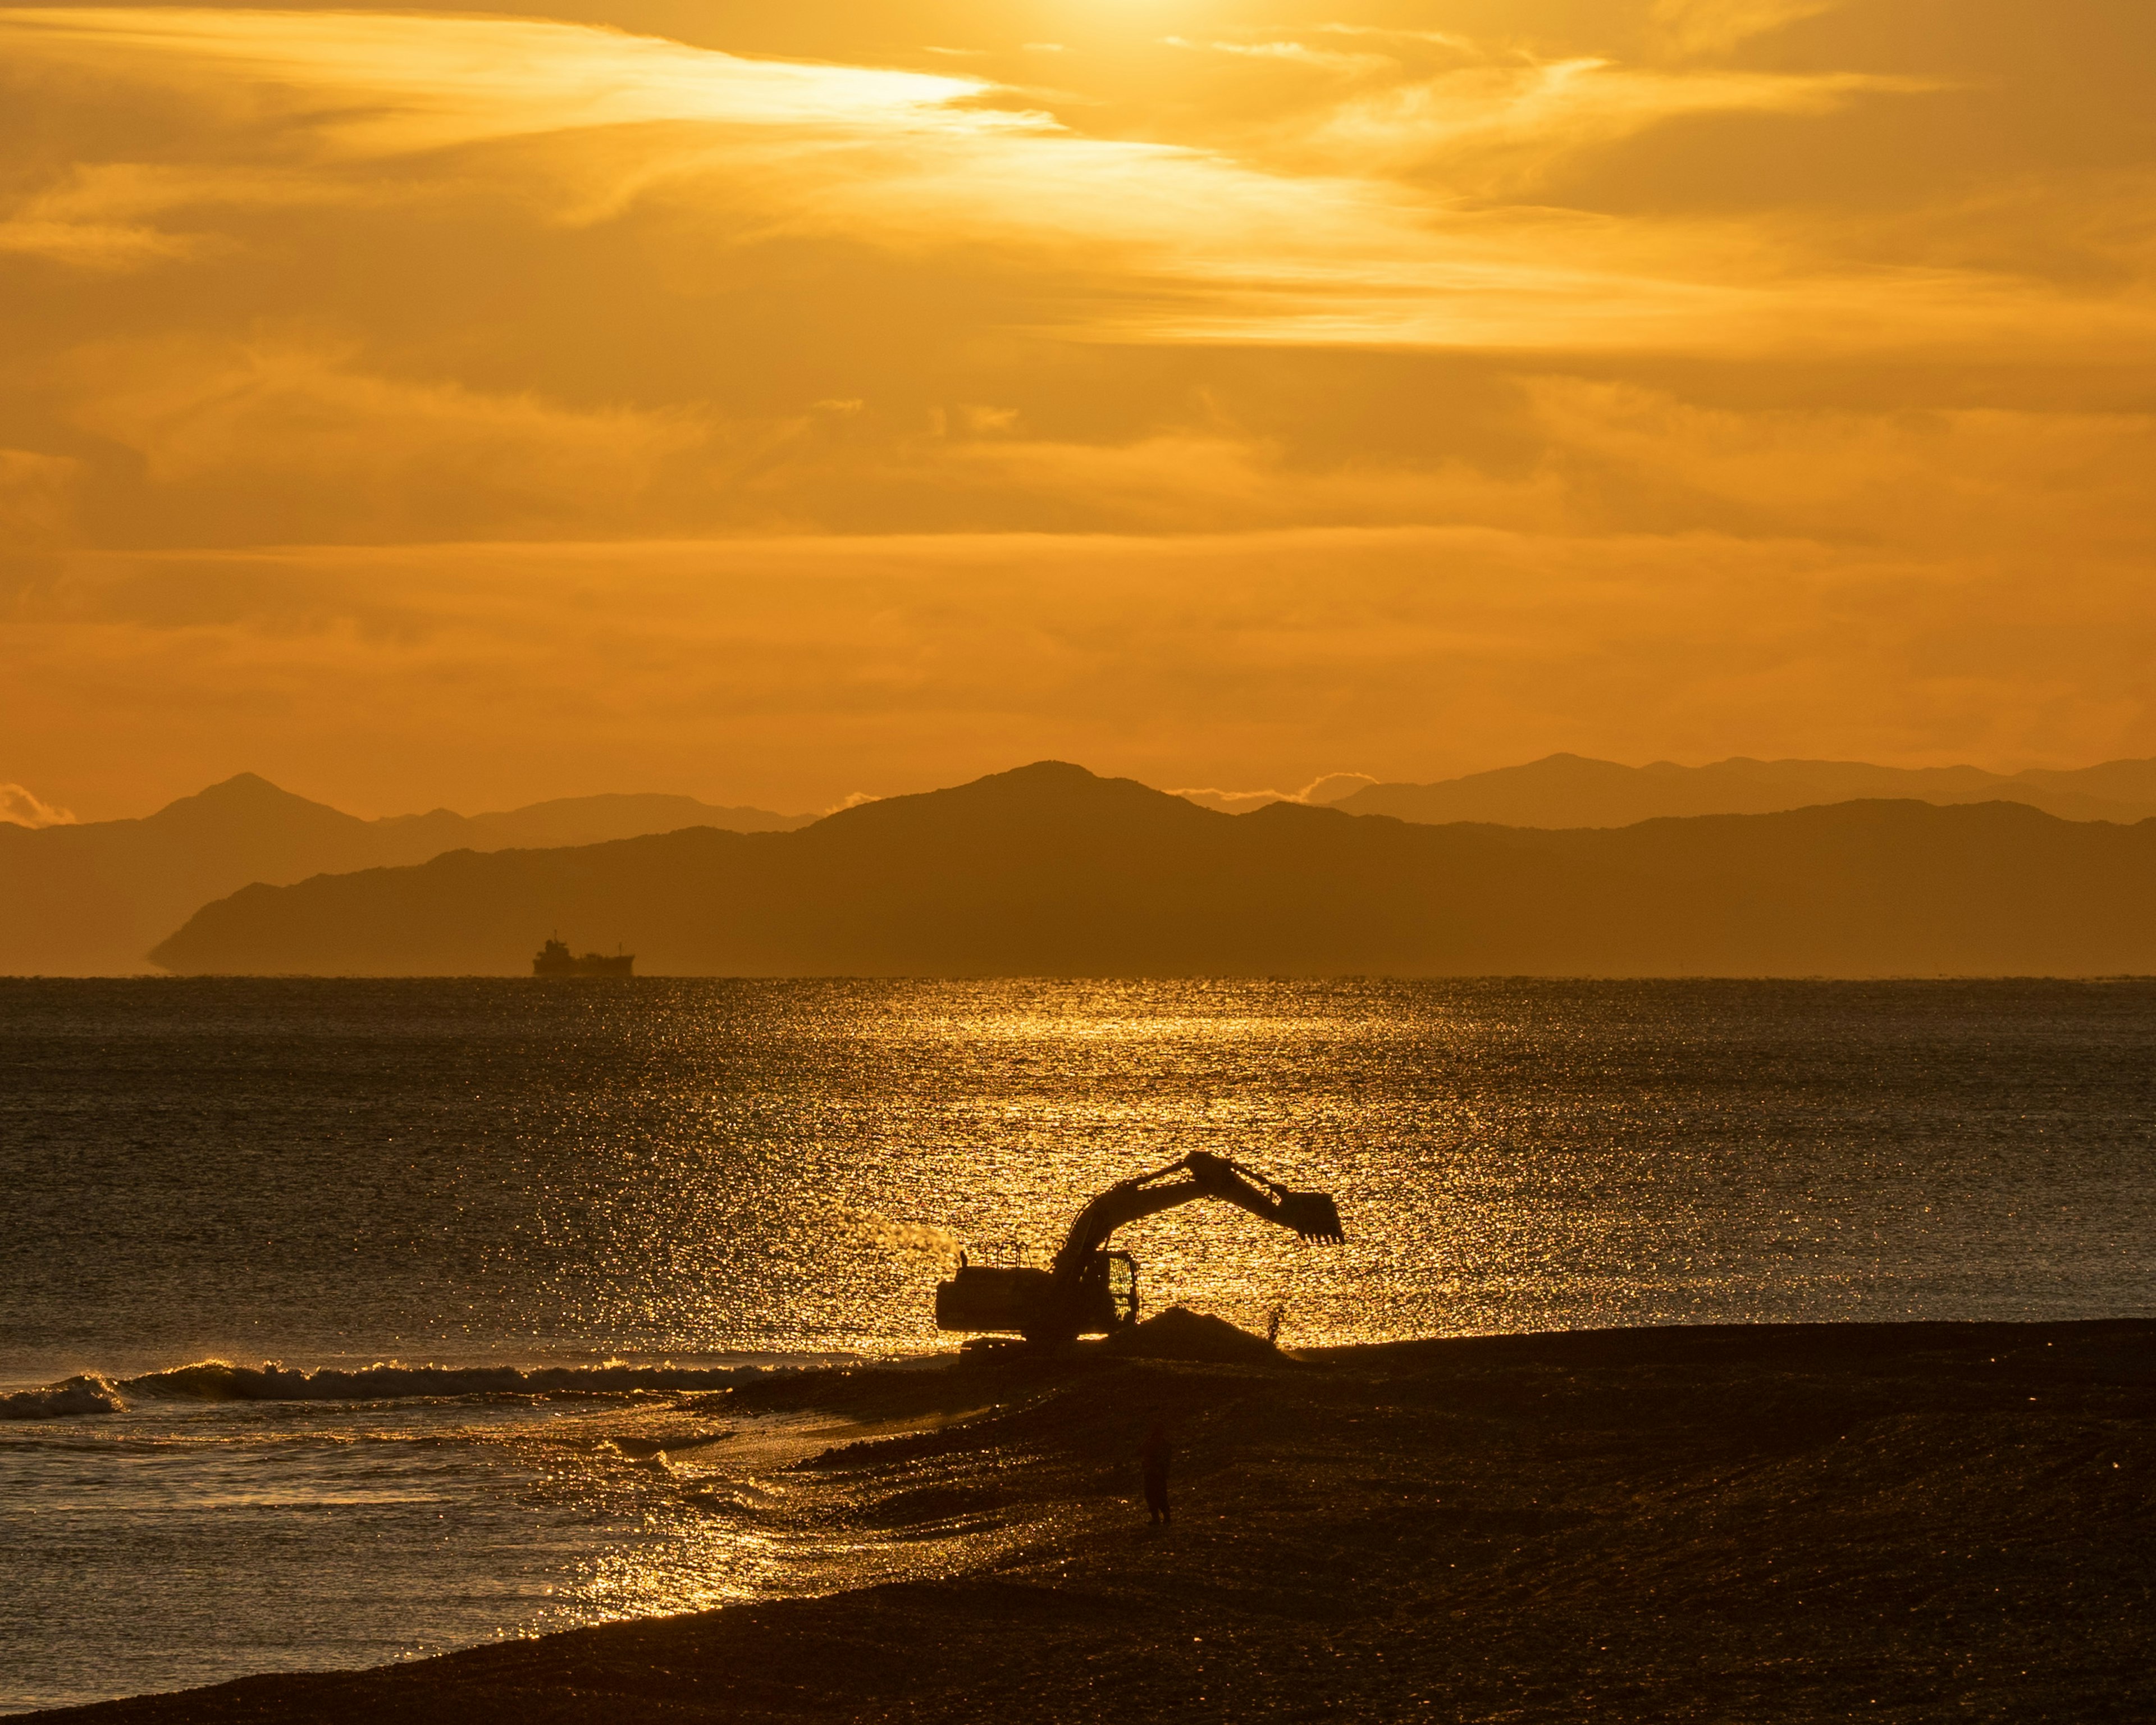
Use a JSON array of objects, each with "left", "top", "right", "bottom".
[
  {"left": 1327, "top": 753, "right": 2156, "bottom": 828},
  {"left": 0, "top": 776, "right": 810, "bottom": 974},
  {"left": 150, "top": 761, "right": 2156, "bottom": 978}
]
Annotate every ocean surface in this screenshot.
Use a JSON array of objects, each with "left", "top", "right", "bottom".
[{"left": 4, "top": 977, "right": 2153, "bottom": 1712}]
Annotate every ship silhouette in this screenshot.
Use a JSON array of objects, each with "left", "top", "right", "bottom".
[{"left": 531, "top": 937, "right": 633, "bottom": 978}]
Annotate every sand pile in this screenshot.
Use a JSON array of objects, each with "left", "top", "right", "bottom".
[{"left": 1103, "top": 1304, "right": 1281, "bottom": 1364}]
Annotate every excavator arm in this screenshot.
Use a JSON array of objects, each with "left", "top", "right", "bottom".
[{"left": 1052, "top": 1151, "right": 1344, "bottom": 1274}]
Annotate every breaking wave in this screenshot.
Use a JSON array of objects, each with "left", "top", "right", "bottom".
[
  {"left": 0, "top": 1374, "right": 129, "bottom": 1420},
  {"left": 1, "top": 1359, "right": 771, "bottom": 1418}
]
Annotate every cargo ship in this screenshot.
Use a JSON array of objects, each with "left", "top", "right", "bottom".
[{"left": 531, "top": 937, "right": 634, "bottom": 978}]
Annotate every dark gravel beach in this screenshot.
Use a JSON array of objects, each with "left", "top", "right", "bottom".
[{"left": 31, "top": 1317, "right": 2155, "bottom": 1724}]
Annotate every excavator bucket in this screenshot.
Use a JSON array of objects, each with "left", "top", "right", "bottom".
[{"left": 1276, "top": 1190, "right": 1345, "bottom": 1244}]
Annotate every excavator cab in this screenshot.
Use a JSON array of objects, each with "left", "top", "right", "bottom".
[
  {"left": 1104, "top": 1250, "right": 1138, "bottom": 1325},
  {"left": 936, "top": 1249, "right": 1139, "bottom": 1339}
]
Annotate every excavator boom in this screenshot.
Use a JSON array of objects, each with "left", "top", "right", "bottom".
[
  {"left": 1055, "top": 1151, "right": 1342, "bottom": 1268},
  {"left": 935, "top": 1151, "right": 1344, "bottom": 1344}
]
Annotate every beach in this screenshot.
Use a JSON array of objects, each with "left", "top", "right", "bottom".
[{"left": 31, "top": 1315, "right": 2153, "bottom": 1724}]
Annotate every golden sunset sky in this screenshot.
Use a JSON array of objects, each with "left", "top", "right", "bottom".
[{"left": 4, "top": 0, "right": 2153, "bottom": 818}]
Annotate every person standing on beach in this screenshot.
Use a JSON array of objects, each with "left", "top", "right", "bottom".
[{"left": 1141, "top": 1418, "right": 1172, "bottom": 1526}]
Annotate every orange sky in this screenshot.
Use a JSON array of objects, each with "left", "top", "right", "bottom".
[{"left": 4, "top": 0, "right": 2153, "bottom": 818}]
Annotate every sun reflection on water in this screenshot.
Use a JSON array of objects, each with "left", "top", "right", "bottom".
[
  {"left": 463, "top": 977, "right": 2155, "bottom": 1358},
  {"left": 7, "top": 976, "right": 2150, "bottom": 1374}
]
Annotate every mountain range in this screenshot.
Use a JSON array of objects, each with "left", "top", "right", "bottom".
[
  {"left": 1218, "top": 753, "right": 2156, "bottom": 827},
  {"left": 151, "top": 762, "right": 2156, "bottom": 979},
  {"left": 0, "top": 775, "right": 808, "bottom": 975}
]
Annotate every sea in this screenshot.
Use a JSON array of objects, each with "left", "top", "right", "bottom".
[{"left": 4, "top": 977, "right": 2152, "bottom": 1712}]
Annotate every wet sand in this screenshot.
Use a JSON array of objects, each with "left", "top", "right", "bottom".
[{"left": 33, "top": 1318, "right": 2154, "bottom": 1724}]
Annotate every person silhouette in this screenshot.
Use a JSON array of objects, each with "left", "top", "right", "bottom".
[{"left": 1140, "top": 1417, "right": 1172, "bottom": 1526}]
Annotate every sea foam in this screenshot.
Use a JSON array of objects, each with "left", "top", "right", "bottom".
[{"left": 1, "top": 1359, "right": 769, "bottom": 1417}]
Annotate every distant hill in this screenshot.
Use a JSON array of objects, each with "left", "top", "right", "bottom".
[
  {"left": 0, "top": 775, "right": 811, "bottom": 974},
  {"left": 1326, "top": 754, "right": 2156, "bottom": 828},
  {"left": 151, "top": 762, "right": 2156, "bottom": 978}
]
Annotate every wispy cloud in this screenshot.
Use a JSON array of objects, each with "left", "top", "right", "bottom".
[
  {"left": 0, "top": 3, "right": 2021, "bottom": 367},
  {"left": 0, "top": 8, "right": 1000, "bottom": 154},
  {"left": 0, "top": 218, "right": 200, "bottom": 268},
  {"left": 0, "top": 783, "right": 77, "bottom": 826},
  {"left": 1172, "top": 772, "right": 1377, "bottom": 814},
  {"left": 0, "top": 450, "right": 81, "bottom": 542},
  {"left": 1651, "top": 0, "right": 1848, "bottom": 58},
  {"left": 52, "top": 339, "right": 709, "bottom": 543}
]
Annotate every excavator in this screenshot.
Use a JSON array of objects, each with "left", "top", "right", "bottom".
[{"left": 934, "top": 1150, "right": 1345, "bottom": 1346}]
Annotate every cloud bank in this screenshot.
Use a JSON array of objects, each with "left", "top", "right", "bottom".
[{"left": 3, "top": 0, "right": 2153, "bottom": 813}]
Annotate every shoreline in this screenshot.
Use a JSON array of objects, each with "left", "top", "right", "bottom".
[{"left": 25, "top": 1315, "right": 2154, "bottom": 1723}]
